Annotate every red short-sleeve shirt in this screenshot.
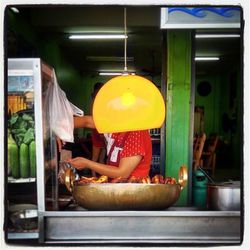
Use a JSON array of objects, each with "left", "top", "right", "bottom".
[
  {"left": 107, "top": 130, "right": 152, "bottom": 177},
  {"left": 92, "top": 129, "right": 105, "bottom": 148}
]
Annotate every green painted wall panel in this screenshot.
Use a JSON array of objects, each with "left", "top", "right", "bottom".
[
  {"left": 195, "top": 62, "right": 241, "bottom": 174},
  {"left": 195, "top": 62, "right": 243, "bottom": 172},
  {"left": 7, "top": 9, "right": 37, "bottom": 46},
  {"left": 195, "top": 75, "right": 220, "bottom": 136},
  {"left": 165, "top": 31, "right": 192, "bottom": 206}
]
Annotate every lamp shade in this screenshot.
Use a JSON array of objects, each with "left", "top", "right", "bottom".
[{"left": 93, "top": 75, "right": 166, "bottom": 133}]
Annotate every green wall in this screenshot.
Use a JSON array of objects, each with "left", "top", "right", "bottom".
[
  {"left": 7, "top": 10, "right": 37, "bottom": 48},
  {"left": 195, "top": 75, "right": 220, "bottom": 136},
  {"left": 195, "top": 63, "right": 241, "bottom": 172}
]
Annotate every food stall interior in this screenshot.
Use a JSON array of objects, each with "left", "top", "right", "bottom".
[{"left": 5, "top": 5, "right": 243, "bottom": 245}]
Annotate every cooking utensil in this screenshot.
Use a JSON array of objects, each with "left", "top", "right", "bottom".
[
  {"left": 206, "top": 181, "right": 240, "bottom": 211},
  {"left": 64, "top": 165, "right": 187, "bottom": 210},
  {"left": 58, "top": 161, "right": 79, "bottom": 185},
  {"left": 197, "top": 167, "right": 215, "bottom": 183}
]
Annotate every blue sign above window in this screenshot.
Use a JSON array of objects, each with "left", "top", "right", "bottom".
[{"left": 160, "top": 7, "right": 241, "bottom": 29}]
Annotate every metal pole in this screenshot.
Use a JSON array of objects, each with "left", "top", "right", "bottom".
[{"left": 124, "top": 7, "right": 127, "bottom": 72}]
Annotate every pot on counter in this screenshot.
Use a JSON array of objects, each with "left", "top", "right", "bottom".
[
  {"left": 206, "top": 181, "right": 241, "bottom": 211},
  {"left": 9, "top": 204, "right": 38, "bottom": 230}
]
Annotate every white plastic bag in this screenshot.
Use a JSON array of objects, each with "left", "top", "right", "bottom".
[{"left": 47, "top": 70, "right": 84, "bottom": 143}]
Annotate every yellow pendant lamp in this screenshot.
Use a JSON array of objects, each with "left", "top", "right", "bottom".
[
  {"left": 93, "top": 74, "right": 166, "bottom": 133},
  {"left": 92, "top": 8, "right": 165, "bottom": 133}
]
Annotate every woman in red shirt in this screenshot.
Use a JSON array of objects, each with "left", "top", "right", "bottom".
[{"left": 68, "top": 116, "right": 152, "bottom": 179}]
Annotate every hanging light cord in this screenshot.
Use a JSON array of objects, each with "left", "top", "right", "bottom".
[{"left": 124, "top": 7, "right": 127, "bottom": 72}]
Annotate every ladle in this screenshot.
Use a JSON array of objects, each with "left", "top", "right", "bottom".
[{"left": 197, "top": 166, "right": 215, "bottom": 183}]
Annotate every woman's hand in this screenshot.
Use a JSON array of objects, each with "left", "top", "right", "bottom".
[{"left": 67, "top": 157, "right": 89, "bottom": 170}]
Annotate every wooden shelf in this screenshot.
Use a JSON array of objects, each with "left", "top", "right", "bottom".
[
  {"left": 8, "top": 176, "right": 36, "bottom": 183},
  {"left": 8, "top": 231, "right": 38, "bottom": 239}
]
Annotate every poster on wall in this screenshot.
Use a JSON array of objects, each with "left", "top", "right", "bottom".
[
  {"left": 8, "top": 70, "right": 34, "bottom": 92},
  {"left": 8, "top": 75, "right": 34, "bottom": 92}
]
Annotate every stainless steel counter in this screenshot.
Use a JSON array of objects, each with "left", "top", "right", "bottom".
[{"left": 41, "top": 207, "right": 241, "bottom": 244}]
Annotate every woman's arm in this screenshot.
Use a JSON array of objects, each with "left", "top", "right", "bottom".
[
  {"left": 74, "top": 116, "right": 95, "bottom": 129},
  {"left": 56, "top": 116, "right": 95, "bottom": 151},
  {"left": 67, "top": 155, "right": 142, "bottom": 179}
]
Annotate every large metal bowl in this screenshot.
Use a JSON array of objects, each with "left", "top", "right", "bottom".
[
  {"left": 73, "top": 183, "right": 182, "bottom": 210},
  {"left": 65, "top": 166, "right": 187, "bottom": 210}
]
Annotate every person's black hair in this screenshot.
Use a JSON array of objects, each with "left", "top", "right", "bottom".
[
  {"left": 93, "top": 82, "right": 104, "bottom": 92},
  {"left": 92, "top": 82, "right": 104, "bottom": 99}
]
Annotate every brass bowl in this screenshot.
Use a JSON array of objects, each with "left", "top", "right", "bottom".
[
  {"left": 65, "top": 165, "right": 187, "bottom": 210},
  {"left": 72, "top": 183, "right": 181, "bottom": 210}
]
